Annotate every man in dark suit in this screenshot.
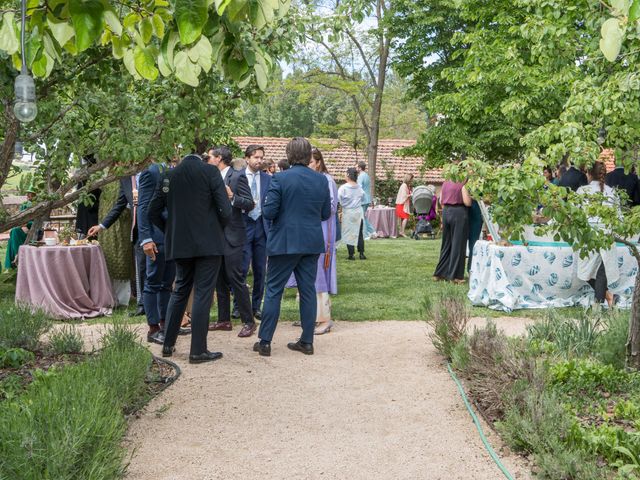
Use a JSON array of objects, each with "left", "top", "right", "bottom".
[
  {"left": 253, "top": 137, "right": 331, "bottom": 357},
  {"left": 557, "top": 164, "right": 588, "bottom": 192},
  {"left": 206, "top": 146, "right": 257, "bottom": 337},
  {"left": 138, "top": 163, "right": 176, "bottom": 344},
  {"left": 606, "top": 162, "right": 640, "bottom": 206},
  {"left": 149, "top": 154, "right": 231, "bottom": 364},
  {"left": 88, "top": 175, "right": 146, "bottom": 317},
  {"left": 240, "top": 145, "right": 272, "bottom": 320}
]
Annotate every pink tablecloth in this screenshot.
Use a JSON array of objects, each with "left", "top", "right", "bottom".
[
  {"left": 16, "top": 244, "right": 115, "bottom": 319},
  {"left": 366, "top": 207, "right": 398, "bottom": 238}
]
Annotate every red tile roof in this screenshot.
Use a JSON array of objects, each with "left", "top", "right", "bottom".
[{"left": 233, "top": 137, "right": 444, "bottom": 184}]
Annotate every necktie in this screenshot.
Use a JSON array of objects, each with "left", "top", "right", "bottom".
[
  {"left": 249, "top": 173, "right": 261, "bottom": 220},
  {"left": 130, "top": 176, "right": 137, "bottom": 239}
]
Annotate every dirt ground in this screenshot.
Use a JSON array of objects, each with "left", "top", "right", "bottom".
[{"left": 64, "top": 318, "right": 536, "bottom": 480}]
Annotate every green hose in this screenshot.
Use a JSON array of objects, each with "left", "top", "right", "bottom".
[{"left": 446, "top": 362, "right": 516, "bottom": 480}]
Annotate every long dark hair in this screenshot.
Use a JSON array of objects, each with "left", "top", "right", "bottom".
[
  {"left": 587, "top": 161, "right": 606, "bottom": 192},
  {"left": 312, "top": 147, "right": 328, "bottom": 173}
]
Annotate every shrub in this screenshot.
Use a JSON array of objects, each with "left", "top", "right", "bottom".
[
  {"left": 595, "top": 312, "right": 629, "bottom": 369},
  {"left": 549, "top": 358, "right": 629, "bottom": 398},
  {"left": 0, "top": 303, "right": 51, "bottom": 351},
  {"left": 48, "top": 325, "right": 84, "bottom": 355},
  {"left": 527, "top": 310, "right": 604, "bottom": 358},
  {"left": 497, "top": 386, "right": 607, "bottom": 479},
  {"left": 423, "top": 288, "right": 468, "bottom": 360},
  {"left": 0, "top": 347, "right": 34, "bottom": 368},
  {"left": 0, "top": 329, "right": 151, "bottom": 478}
]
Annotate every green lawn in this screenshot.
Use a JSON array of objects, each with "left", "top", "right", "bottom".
[{"left": 1, "top": 238, "right": 583, "bottom": 322}]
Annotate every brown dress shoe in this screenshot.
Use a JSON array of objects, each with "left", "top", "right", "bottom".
[
  {"left": 209, "top": 321, "right": 232, "bottom": 331},
  {"left": 238, "top": 323, "right": 257, "bottom": 338}
]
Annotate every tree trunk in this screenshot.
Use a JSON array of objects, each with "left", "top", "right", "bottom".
[
  {"left": 0, "top": 100, "right": 19, "bottom": 207},
  {"left": 627, "top": 245, "right": 640, "bottom": 370}
]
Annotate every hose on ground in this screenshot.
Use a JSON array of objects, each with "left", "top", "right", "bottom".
[
  {"left": 151, "top": 355, "right": 181, "bottom": 385},
  {"left": 446, "top": 362, "right": 515, "bottom": 480}
]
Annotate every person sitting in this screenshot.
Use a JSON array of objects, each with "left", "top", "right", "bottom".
[{"left": 4, "top": 190, "right": 35, "bottom": 269}]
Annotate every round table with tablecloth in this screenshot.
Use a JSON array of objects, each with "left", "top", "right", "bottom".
[{"left": 366, "top": 206, "right": 398, "bottom": 238}]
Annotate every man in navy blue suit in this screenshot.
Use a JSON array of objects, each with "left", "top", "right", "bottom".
[
  {"left": 241, "top": 145, "right": 271, "bottom": 320},
  {"left": 253, "top": 138, "right": 331, "bottom": 357},
  {"left": 138, "top": 162, "right": 176, "bottom": 344}
]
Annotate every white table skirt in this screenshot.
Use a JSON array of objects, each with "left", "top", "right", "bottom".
[{"left": 468, "top": 240, "right": 637, "bottom": 312}]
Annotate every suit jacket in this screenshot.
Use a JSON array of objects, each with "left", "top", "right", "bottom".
[
  {"left": 137, "top": 164, "right": 168, "bottom": 246},
  {"left": 149, "top": 156, "right": 232, "bottom": 260},
  {"left": 263, "top": 164, "right": 331, "bottom": 256},
  {"left": 243, "top": 170, "right": 272, "bottom": 234},
  {"left": 606, "top": 167, "right": 640, "bottom": 206},
  {"left": 223, "top": 168, "right": 254, "bottom": 248},
  {"left": 557, "top": 166, "right": 588, "bottom": 192}
]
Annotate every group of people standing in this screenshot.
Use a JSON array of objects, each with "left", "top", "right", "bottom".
[{"left": 85, "top": 138, "right": 374, "bottom": 363}]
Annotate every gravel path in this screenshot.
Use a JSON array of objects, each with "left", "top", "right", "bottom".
[{"left": 103, "top": 319, "right": 533, "bottom": 480}]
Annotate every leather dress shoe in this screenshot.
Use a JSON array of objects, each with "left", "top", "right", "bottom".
[
  {"left": 253, "top": 342, "right": 271, "bottom": 357},
  {"left": 129, "top": 306, "right": 145, "bottom": 317},
  {"left": 177, "top": 327, "right": 191, "bottom": 336},
  {"left": 189, "top": 351, "right": 223, "bottom": 364},
  {"left": 287, "top": 340, "right": 314, "bottom": 355},
  {"left": 238, "top": 323, "right": 256, "bottom": 338},
  {"left": 253, "top": 310, "right": 262, "bottom": 320},
  {"left": 359, "top": 253, "right": 367, "bottom": 260},
  {"left": 231, "top": 309, "right": 240, "bottom": 319},
  {"left": 209, "top": 321, "right": 232, "bottom": 331},
  {"left": 162, "top": 345, "right": 175, "bottom": 357},
  {"left": 147, "top": 330, "right": 165, "bottom": 345}
]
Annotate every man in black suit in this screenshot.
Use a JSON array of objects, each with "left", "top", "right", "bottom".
[
  {"left": 606, "top": 161, "right": 640, "bottom": 206},
  {"left": 88, "top": 175, "right": 146, "bottom": 317},
  {"left": 557, "top": 164, "right": 588, "bottom": 192},
  {"left": 206, "top": 146, "right": 257, "bottom": 337},
  {"left": 253, "top": 138, "right": 331, "bottom": 357},
  {"left": 149, "top": 154, "right": 232, "bottom": 364}
]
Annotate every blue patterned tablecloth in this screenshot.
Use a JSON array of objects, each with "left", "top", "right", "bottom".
[{"left": 468, "top": 240, "right": 637, "bottom": 312}]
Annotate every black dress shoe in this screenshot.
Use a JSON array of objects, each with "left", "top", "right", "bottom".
[
  {"left": 147, "top": 330, "right": 165, "bottom": 345},
  {"left": 188, "top": 351, "right": 223, "bottom": 364},
  {"left": 162, "top": 345, "right": 175, "bottom": 357},
  {"left": 129, "top": 306, "right": 145, "bottom": 317},
  {"left": 253, "top": 310, "right": 262, "bottom": 320},
  {"left": 287, "top": 340, "right": 314, "bottom": 355},
  {"left": 253, "top": 342, "right": 271, "bottom": 357},
  {"left": 231, "top": 309, "right": 240, "bottom": 319},
  {"left": 177, "top": 327, "right": 191, "bottom": 336},
  {"left": 347, "top": 255, "right": 355, "bottom": 261},
  {"left": 359, "top": 253, "right": 367, "bottom": 260}
]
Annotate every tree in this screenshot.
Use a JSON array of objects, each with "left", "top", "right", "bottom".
[
  {"left": 295, "top": 0, "right": 394, "bottom": 197},
  {"left": 410, "top": 0, "right": 640, "bottom": 368},
  {"left": 0, "top": 0, "right": 301, "bottom": 232}
]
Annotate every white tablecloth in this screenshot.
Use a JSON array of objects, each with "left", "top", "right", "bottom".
[{"left": 468, "top": 240, "right": 637, "bottom": 311}]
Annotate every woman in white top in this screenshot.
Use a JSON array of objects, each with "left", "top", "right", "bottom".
[
  {"left": 576, "top": 161, "right": 620, "bottom": 307},
  {"left": 338, "top": 168, "right": 366, "bottom": 260}
]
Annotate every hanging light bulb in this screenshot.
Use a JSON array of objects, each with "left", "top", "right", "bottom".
[{"left": 13, "top": 0, "right": 37, "bottom": 123}]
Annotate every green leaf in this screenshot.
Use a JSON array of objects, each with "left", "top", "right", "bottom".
[
  {"left": 25, "top": 32, "right": 43, "bottom": 69},
  {"left": 226, "top": 0, "right": 249, "bottom": 21},
  {"left": 103, "top": 9, "right": 122, "bottom": 36},
  {"left": 134, "top": 45, "right": 159, "bottom": 80},
  {"left": 161, "top": 30, "right": 179, "bottom": 69},
  {"left": 123, "top": 12, "right": 141, "bottom": 31},
  {"left": 46, "top": 16, "right": 75, "bottom": 48},
  {"left": 226, "top": 54, "right": 248, "bottom": 81},
  {"left": 630, "top": 0, "right": 640, "bottom": 21},
  {"left": 123, "top": 48, "right": 142, "bottom": 79},
  {"left": 600, "top": 18, "right": 623, "bottom": 61},
  {"left": 112, "top": 35, "right": 124, "bottom": 58},
  {"left": 174, "top": 50, "right": 200, "bottom": 86},
  {"left": 140, "top": 17, "right": 153, "bottom": 44},
  {"left": 158, "top": 50, "right": 172, "bottom": 76},
  {"left": 69, "top": 0, "right": 104, "bottom": 51},
  {"left": 31, "top": 50, "right": 54, "bottom": 77},
  {"left": 175, "top": 0, "right": 208, "bottom": 45},
  {"left": 254, "top": 62, "right": 268, "bottom": 90},
  {"left": 43, "top": 31, "right": 62, "bottom": 62},
  {"left": 215, "top": 0, "right": 233, "bottom": 15},
  {"left": 152, "top": 15, "right": 165, "bottom": 38},
  {"left": 611, "top": 0, "right": 630, "bottom": 15},
  {"left": 0, "top": 13, "right": 19, "bottom": 55},
  {"left": 250, "top": 0, "right": 274, "bottom": 29}
]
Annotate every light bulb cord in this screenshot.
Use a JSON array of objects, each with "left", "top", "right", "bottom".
[{"left": 20, "top": 0, "right": 26, "bottom": 74}]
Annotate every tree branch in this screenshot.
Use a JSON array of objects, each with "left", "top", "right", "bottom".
[
  {"left": 345, "top": 28, "right": 377, "bottom": 85},
  {"left": 26, "top": 100, "right": 79, "bottom": 142}
]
